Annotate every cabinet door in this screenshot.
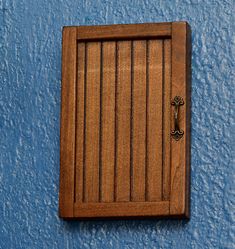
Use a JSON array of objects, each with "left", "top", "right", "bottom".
[{"left": 59, "top": 22, "right": 191, "bottom": 219}]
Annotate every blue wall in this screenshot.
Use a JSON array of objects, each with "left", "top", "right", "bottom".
[{"left": 0, "top": 0, "right": 234, "bottom": 248}]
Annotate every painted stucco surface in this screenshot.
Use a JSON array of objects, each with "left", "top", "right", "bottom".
[{"left": 0, "top": 0, "right": 234, "bottom": 248}]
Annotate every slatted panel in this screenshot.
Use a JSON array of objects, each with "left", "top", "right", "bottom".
[{"left": 75, "top": 39, "right": 171, "bottom": 204}]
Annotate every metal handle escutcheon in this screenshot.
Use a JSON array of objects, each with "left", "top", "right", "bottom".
[{"left": 171, "top": 96, "right": 184, "bottom": 141}]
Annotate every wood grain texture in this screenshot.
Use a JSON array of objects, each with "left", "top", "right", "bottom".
[
  {"left": 74, "top": 201, "right": 169, "bottom": 218},
  {"left": 170, "top": 22, "right": 191, "bottom": 217},
  {"left": 162, "top": 39, "right": 171, "bottom": 201},
  {"left": 84, "top": 42, "right": 101, "bottom": 202},
  {"left": 116, "top": 41, "right": 131, "bottom": 202},
  {"left": 75, "top": 42, "right": 85, "bottom": 203},
  {"left": 101, "top": 41, "right": 116, "bottom": 202},
  {"left": 146, "top": 40, "right": 163, "bottom": 201},
  {"left": 76, "top": 23, "right": 171, "bottom": 41},
  {"left": 59, "top": 27, "right": 77, "bottom": 217},
  {"left": 60, "top": 22, "right": 191, "bottom": 219},
  {"left": 132, "top": 40, "right": 146, "bottom": 201}
]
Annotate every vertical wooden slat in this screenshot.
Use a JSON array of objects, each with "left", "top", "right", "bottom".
[
  {"left": 101, "top": 42, "right": 116, "bottom": 202},
  {"left": 59, "top": 27, "right": 77, "bottom": 217},
  {"left": 162, "top": 39, "right": 172, "bottom": 201},
  {"left": 116, "top": 41, "right": 131, "bottom": 202},
  {"left": 146, "top": 40, "right": 163, "bottom": 201},
  {"left": 75, "top": 43, "right": 85, "bottom": 203},
  {"left": 170, "top": 22, "right": 190, "bottom": 217},
  {"left": 132, "top": 40, "right": 146, "bottom": 201},
  {"left": 84, "top": 42, "right": 101, "bottom": 202}
]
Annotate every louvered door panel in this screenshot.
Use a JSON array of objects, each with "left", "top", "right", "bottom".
[{"left": 59, "top": 22, "right": 191, "bottom": 219}]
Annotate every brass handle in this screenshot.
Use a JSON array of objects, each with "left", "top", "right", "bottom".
[{"left": 171, "top": 96, "right": 184, "bottom": 141}]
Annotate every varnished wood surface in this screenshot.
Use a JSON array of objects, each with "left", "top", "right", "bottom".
[
  {"left": 75, "top": 39, "right": 168, "bottom": 204},
  {"left": 75, "top": 42, "right": 85, "bottom": 203},
  {"left": 101, "top": 41, "right": 116, "bottom": 202},
  {"left": 131, "top": 40, "right": 147, "bottom": 201},
  {"left": 115, "top": 41, "right": 131, "bottom": 202},
  {"left": 74, "top": 201, "right": 169, "bottom": 218},
  {"left": 147, "top": 40, "right": 163, "bottom": 201},
  {"left": 76, "top": 23, "right": 171, "bottom": 41},
  {"left": 170, "top": 22, "right": 191, "bottom": 218},
  {"left": 162, "top": 39, "right": 172, "bottom": 201},
  {"left": 59, "top": 27, "right": 77, "bottom": 217},
  {"left": 59, "top": 22, "right": 191, "bottom": 219},
  {"left": 84, "top": 42, "right": 101, "bottom": 202}
]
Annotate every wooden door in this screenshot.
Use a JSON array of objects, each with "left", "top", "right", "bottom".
[{"left": 59, "top": 22, "right": 191, "bottom": 219}]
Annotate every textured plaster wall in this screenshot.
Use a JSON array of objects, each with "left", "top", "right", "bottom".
[{"left": 0, "top": 0, "right": 234, "bottom": 248}]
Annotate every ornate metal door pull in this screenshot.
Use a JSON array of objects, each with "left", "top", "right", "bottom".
[{"left": 171, "top": 96, "right": 184, "bottom": 141}]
